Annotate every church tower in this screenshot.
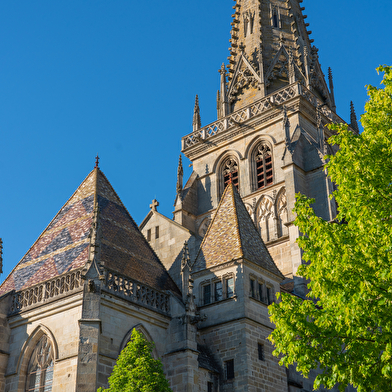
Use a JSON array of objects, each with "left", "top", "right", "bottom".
[{"left": 164, "top": 0, "right": 348, "bottom": 295}]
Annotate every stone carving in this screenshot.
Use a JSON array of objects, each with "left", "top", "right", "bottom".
[
  {"left": 257, "top": 196, "right": 274, "bottom": 242},
  {"left": 255, "top": 144, "right": 271, "bottom": 161},
  {"left": 276, "top": 188, "right": 288, "bottom": 237},
  {"left": 229, "top": 68, "right": 259, "bottom": 100},
  {"left": 10, "top": 270, "right": 83, "bottom": 314},
  {"left": 105, "top": 270, "right": 170, "bottom": 314},
  {"left": 245, "top": 204, "right": 253, "bottom": 218},
  {"left": 222, "top": 157, "right": 238, "bottom": 176}
]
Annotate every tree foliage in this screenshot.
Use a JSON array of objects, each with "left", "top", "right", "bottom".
[
  {"left": 98, "top": 329, "right": 172, "bottom": 392},
  {"left": 268, "top": 66, "right": 392, "bottom": 392}
]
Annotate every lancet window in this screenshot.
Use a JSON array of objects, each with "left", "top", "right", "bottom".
[
  {"left": 271, "top": 5, "right": 281, "bottom": 29},
  {"left": 255, "top": 144, "right": 273, "bottom": 190},
  {"left": 222, "top": 157, "right": 239, "bottom": 191},
  {"left": 26, "top": 335, "right": 54, "bottom": 392}
]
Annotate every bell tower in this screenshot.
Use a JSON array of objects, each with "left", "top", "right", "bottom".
[{"left": 179, "top": 0, "right": 350, "bottom": 295}]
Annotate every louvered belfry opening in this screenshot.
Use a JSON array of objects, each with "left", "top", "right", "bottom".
[{"left": 256, "top": 145, "right": 273, "bottom": 189}]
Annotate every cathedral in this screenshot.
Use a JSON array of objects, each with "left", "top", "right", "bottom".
[{"left": 0, "top": 1, "right": 359, "bottom": 391}]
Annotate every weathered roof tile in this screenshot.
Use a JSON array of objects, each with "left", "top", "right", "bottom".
[
  {"left": 0, "top": 168, "right": 180, "bottom": 296},
  {"left": 193, "top": 183, "right": 283, "bottom": 279}
]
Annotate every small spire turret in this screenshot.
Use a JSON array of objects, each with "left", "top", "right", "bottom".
[
  {"left": 193, "top": 95, "right": 201, "bottom": 132},
  {"left": 181, "top": 241, "right": 192, "bottom": 302},
  {"left": 328, "top": 67, "right": 336, "bottom": 112},
  {"left": 217, "top": 90, "right": 222, "bottom": 119},
  {"left": 177, "top": 155, "right": 184, "bottom": 195},
  {"left": 350, "top": 101, "right": 359, "bottom": 134},
  {"left": 219, "top": 64, "right": 229, "bottom": 117}
]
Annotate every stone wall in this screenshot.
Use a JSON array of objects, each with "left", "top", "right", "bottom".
[{"left": 4, "top": 291, "right": 83, "bottom": 392}]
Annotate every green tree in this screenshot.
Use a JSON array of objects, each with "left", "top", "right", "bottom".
[
  {"left": 98, "top": 329, "right": 172, "bottom": 392},
  {"left": 268, "top": 66, "right": 392, "bottom": 392}
]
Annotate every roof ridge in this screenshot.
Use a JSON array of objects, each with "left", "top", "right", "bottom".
[{"left": 230, "top": 184, "right": 245, "bottom": 260}]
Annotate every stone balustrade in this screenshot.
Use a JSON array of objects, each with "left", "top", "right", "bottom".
[
  {"left": 182, "top": 83, "right": 339, "bottom": 150},
  {"left": 9, "top": 270, "right": 83, "bottom": 315},
  {"left": 104, "top": 270, "right": 170, "bottom": 315}
]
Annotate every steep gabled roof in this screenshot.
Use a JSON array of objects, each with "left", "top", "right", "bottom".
[
  {"left": 192, "top": 183, "right": 283, "bottom": 279},
  {"left": 0, "top": 168, "right": 180, "bottom": 296}
]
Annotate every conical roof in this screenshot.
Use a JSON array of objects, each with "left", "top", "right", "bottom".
[
  {"left": 193, "top": 183, "right": 283, "bottom": 279},
  {"left": 0, "top": 168, "right": 180, "bottom": 296}
]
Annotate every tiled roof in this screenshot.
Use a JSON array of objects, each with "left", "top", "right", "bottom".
[
  {"left": 193, "top": 183, "right": 284, "bottom": 279},
  {"left": 0, "top": 168, "right": 180, "bottom": 296}
]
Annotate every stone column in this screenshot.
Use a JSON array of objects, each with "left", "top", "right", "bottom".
[{"left": 76, "top": 279, "right": 102, "bottom": 392}]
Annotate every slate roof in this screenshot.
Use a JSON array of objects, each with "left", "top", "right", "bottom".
[
  {"left": 192, "top": 183, "right": 284, "bottom": 279},
  {"left": 0, "top": 168, "right": 180, "bottom": 297}
]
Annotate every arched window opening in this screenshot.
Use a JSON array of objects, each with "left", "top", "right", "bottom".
[
  {"left": 222, "top": 158, "right": 239, "bottom": 190},
  {"left": 255, "top": 144, "right": 273, "bottom": 189},
  {"left": 272, "top": 11, "right": 279, "bottom": 28},
  {"left": 26, "top": 335, "right": 54, "bottom": 392}
]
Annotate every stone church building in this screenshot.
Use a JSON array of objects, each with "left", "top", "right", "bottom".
[{"left": 0, "top": 1, "right": 359, "bottom": 391}]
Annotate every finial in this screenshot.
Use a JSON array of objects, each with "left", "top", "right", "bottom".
[
  {"left": 150, "top": 199, "right": 159, "bottom": 211},
  {"left": 219, "top": 63, "right": 226, "bottom": 75},
  {"left": 177, "top": 155, "right": 184, "bottom": 195},
  {"left": 239, "top": 42, "right": 245, "bottom": 53},
  {"left": 95, "top": 154, "right": 99, "bottom": 169},
  {"left": 328, "top": 67, "right": 333, "bottom": 81},
  {"left": 193, "top": 95, "right": 201, "bottom": 132},
  {"left": 181, "top": 241, "right": 191, "bottom": 270},
  {"left": 350, "top": 101, "right": 359, "bottom": 134},
  {"left": 0, "top": 238, "right": 3, "bottom": 274}
]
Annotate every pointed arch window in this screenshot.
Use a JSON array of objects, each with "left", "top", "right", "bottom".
[
  {"left": 222, "top": 157, "right": 239, "bottom": 190},
  {"left": 272, "top": 12, "right": 279, "bottom": 28},
  {"left": 26, "top": 335, "right": 54, "bottom": 392},
  {"left": 255, "top": 144, "right": 273, "bottom": 189}
]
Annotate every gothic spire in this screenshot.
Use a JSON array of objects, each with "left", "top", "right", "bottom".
[
  {"left": 177, "top": 154, "right": 184, "bottom": 195},
  {"left": 226, "top": 0, "right": 332, "bottom": 113},
  {"left": 193, "top": 95, "right": 201, "bottom": 132},
  {"left": 350, "top": 101, "right": 360, "bottom": 134}
]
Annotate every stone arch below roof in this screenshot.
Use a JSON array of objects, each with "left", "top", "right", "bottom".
[
  {"left": 16, "top": 324, "right": 58, "bottom": 391},
  {"left": 119, "top": 323, "right": 158, "bottom": 359}
]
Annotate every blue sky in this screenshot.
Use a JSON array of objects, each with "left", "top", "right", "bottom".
[{"left": 1, "top": 0, "right": 391, "bottom": 281}]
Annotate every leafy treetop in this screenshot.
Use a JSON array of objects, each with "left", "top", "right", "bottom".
[
  {"left": 98, "top": 329, "right": 172, "bottom": 392},
  {"left": 268, "top": 66, "right": 392, "bottom": 392}
]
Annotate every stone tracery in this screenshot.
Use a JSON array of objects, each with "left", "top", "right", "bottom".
[{"left": 26, "top": 335, "right": 54, "bottom": 392}]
